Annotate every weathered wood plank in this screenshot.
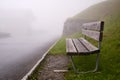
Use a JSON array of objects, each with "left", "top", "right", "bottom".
[
  {"left": 82, "top": 29, "right": 102, "bottom": 41},
  {"left": 83, "top": 21, "right": 104, "bottom": 31},
  {"left": 79, "top": 38, "right": 99, "bottom": 52},
  {"left": 72, "top": 39, "right": 88, "bottom": 53},
  {"left": 66, "top": 38, "right": 77, "bottom": 53},
  {"left": 54, "top": 70, "right": 68, "bottom": 73}
]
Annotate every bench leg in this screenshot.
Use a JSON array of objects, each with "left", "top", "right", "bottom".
[
  {"left": 69, "top": 53, "right": 100, "bottom": 73},
  {"left": 70, "top": 56, "right": 77, "bottom": 73},
  {"left": 93, "top": 53, "right": 100, "bottom": 72}
]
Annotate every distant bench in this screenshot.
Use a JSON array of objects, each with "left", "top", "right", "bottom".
[{"left": 66, "top": 21, "right": 104, "bottom": 73}]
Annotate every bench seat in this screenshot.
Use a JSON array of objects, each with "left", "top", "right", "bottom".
[{"left": 66, "top": 38, "right": 100, "bottom": 55}]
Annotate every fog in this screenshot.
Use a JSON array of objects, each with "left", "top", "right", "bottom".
[
  {"left": 0, "top": 0, "right": 105, "bottom": 36},
  {"left": 0, "top": 0, "right": 106, "bottom": 79}
]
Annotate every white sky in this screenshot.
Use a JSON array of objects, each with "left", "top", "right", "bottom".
[{"left": 0, "top": 0, "right": 106, "bottom": 35}]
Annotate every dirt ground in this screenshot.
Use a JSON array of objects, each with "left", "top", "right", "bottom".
[{"left": 38, "top": 54, "right": 69, "bottom": 80}]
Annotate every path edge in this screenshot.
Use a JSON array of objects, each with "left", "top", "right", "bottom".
[{"left": 21, "top": 38, "right": 60, "bottom": 80}]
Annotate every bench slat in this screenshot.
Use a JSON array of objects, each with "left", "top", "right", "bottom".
[
  {"left": 82, "top": 29, "right": 102, "bottom": 41},
  {"left": 66, "top": 38, "right": 77, "bottom": 53},
  {"left": 79, "top": 38, "right": 99, "bottom": 52},
  {"left": 83, "top": 21, "right": 104, "bottom": 31},
  {"left": 72, "top": 39, "right": 88, "bottom": 53}
]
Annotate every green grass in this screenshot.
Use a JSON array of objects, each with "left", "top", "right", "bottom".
[
  {"left": 49, "top": 14, "right": 120, "bottom": 80},
  {"left": 48, "top": 37, "right": 66, "bottom": 55},
  {"left": 74, "top": 0, "right": 120, "bottom": 20}
]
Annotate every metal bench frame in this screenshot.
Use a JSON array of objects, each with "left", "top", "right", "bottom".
[{"left": 66, "top": 21, "right": 104, "bottom": 73}]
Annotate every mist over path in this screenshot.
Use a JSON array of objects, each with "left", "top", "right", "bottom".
[{"left": 0, "top": 34, "right": 59, "bottom": 80}]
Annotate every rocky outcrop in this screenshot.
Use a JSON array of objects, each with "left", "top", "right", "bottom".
[{"left": 63, "top": 18, "right": 96, "bottom": 36}]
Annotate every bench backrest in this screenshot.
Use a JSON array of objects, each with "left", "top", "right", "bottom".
[{"left": 82, "top": 21, "right": 104, "bottom": 42}]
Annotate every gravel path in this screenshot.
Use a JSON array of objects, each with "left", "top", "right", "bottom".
[{"left": 38, "top": 54, "right": 69, "bottom": 80}]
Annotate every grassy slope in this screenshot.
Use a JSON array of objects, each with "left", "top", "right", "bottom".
[
  {"left": 74, "top": 0, "right": 120, "bottom": 20},
  {"left": 65, "top": 13, "right": 120, "bottom": 80},
  {"left": 49, "top": 0, "right": 120, "bottom": 80}
]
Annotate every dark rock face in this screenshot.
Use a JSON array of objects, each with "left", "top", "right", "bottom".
[{"left": 62, "top": 18, "right": 96, "bottom": 36}]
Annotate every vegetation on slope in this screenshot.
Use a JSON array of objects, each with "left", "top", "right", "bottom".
[
  {"left": 49, "top": 0, "right": 120, "bottom": 80},
  {"left": 74, "top": 0, "right": 120, "bottom": 20},
  {"left": 64, "top": 13, "right": 120, "bottom": 80},
  {"left": 27, "top": 0, "right": 120, "bottom": 79}
]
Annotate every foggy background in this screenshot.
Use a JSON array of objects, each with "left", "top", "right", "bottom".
[
  {"left": 0, "top": 0, "right": 105, "bottom": 37},
  {"left": 0, "top": 0, "right": 107, "bottom": 79}
]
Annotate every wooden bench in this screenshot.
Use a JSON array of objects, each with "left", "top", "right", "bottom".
[{"left": 66, "top": 21, "right": 104, "bottom": 73}]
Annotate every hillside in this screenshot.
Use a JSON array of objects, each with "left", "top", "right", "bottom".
[
  {"left": 63, "top": 0, "right": 120, "bottom": 35},
  {"left": 74, "top": 0, "right": 120, "bottom": 20},
  {"left": 28, "top": 0, "right": 120, "bottom": 80},
  {"left": 64, "top": 0, "right": 120, "bottom": 79},
  {"left": 50, "top": 0, "right": 120, "bottom": 80}
]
